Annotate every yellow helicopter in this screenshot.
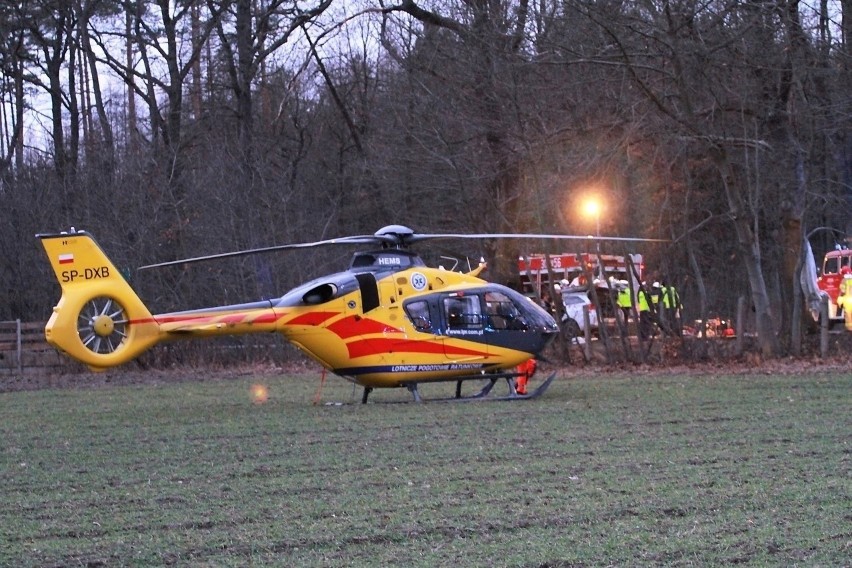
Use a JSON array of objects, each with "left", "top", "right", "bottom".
[{"left": 36, "top": 225, "right": 657, "bottom": 402}]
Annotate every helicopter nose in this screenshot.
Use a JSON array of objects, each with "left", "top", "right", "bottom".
[
  {"left": 521, "top": 314, "right": 560, "bottom": 356},
  {"left": 538, "top": 322, "right": 560, "bottom": 350}
]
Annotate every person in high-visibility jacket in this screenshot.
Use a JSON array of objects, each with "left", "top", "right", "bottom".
[
  {"left": 637, "top": 284, "right": 654, "bottom": 339},
  {"left": 661, "top": 280, "right": 682, "bottom": 336},
  {"left": 616, "top": 281, "right": 632, "bottom": 324},
  {"left": 515, "top": 358, "right": 537, "bottom": 395},
  {"left": 651, "top": 282, "right": 662, "bottom": 308},
  {"left": 838, "top": 267, "right": 852, "bottom": 331}
]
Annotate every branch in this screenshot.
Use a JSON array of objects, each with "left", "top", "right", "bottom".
[
  {"left": 374, "top": 0, "right": 468, "bottom": 38},
  {"left": 677, "top": 134, "right": 772, "bottom": 152}
]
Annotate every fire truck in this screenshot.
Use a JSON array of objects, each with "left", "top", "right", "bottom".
[
  {"left": 518, "top": 252, "right": 644, "bottom": 296},
  {"left": 816, "top": 248, "right": 852, "bottom": 323}
]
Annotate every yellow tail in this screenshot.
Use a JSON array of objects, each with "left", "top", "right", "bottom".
[{"left": 38, "top": 230, "right": 161, "bottom": 369}]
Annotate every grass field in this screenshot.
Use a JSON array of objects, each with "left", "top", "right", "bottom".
[{"left": 1, "top": 366, "right": 850, "bottom": 567}]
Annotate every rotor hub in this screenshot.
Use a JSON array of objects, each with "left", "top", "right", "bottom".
[
  {"left": 92, "top": 314, "right": 116, "bottom": 337},
  {"left": 374, "top": 225, "right": 415, "bottom": 248}
]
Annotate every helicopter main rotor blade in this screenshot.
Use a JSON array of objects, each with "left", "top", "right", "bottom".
[
  {"left": 409, "top": 233, "right": 668, "bottom": 243},
  {"left": 137, "top": 225, "right": 666, "bottom": 271},
  {"left": 137, "top": 235, "right": 383, "bottom": 270}
]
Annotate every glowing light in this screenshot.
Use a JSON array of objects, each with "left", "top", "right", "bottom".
[
  {"left": 250, "top": 383, "right": 269, "bottom": 404},
  {"left": 579, "top": 193, "right": 604, "bottom": 253},
  {"left": 581, "top": 197, "right": 602, "bottom": 221}
]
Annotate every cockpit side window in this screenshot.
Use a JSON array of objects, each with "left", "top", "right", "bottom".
[
  {"left": 302, "top": 283, "right": 337, "bottom": 305},
  {"left": 405, "top": 299, "right": 433, "bottom": 332},
  {"left": 443, "top": 295, "right": 483, "bottom": 330},
  {"left": 484, "top": 291, "right": 528, "bottom": 331}
]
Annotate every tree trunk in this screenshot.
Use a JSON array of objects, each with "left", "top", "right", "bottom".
[
  {"left": 235, "top": 0, "right": 254, "bottom": 158},
  {"left": 190, "top": 2, "right": 203, "bottom": 119},
  {"left": 45, "top": 46, "right": 67, "bottom": 180},
  {"left": 125, "top": 7, "right": 137, "bottom": 150},
  {"left": 66, "top": 34, "right": 80, "bottom": 179},
  {"left": 713, "top": 148, "right": 780, "bottom": 356},
  {"left": 78, "top": 0, "right": 115, "bottom": 166}
]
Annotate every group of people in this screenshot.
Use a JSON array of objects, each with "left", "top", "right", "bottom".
[
  {"left": 535, "top": 272, "right": 684, "bottom": 340},
  {"left": 614, "top": 279, "right": 682, "bottom": 339}
]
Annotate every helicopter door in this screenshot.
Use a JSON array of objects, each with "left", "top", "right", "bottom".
[{"left": 442, "top": 294, "right": 487, "bottom": 360}]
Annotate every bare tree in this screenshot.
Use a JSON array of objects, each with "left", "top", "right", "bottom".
[
  {"left": 0, "top": 6, "right": 27, "bottom": 174},
  {"left": 13, "top": 0, "right": 78, "bottom": 183},
  {"left": 75, "top": 0, "right": 116, "bottom": 168},
  {"left": 210, "top": 0, "right": 332, "bottom": 157}
]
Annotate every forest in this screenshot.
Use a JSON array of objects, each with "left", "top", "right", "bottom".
[{"left": 1, "top": 0, "right": 850, "bottom": 358}]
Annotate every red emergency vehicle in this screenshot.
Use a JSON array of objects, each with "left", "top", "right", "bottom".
[
  {"left": 518, "top": 252, "right": 644, "bottom": 296},
  {"left": 817, "top": 249, "right": 852, "bottom": 322}
]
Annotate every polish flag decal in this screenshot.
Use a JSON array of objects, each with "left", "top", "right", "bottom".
[{"left": 58, "top": 253, "right": 74, "bottom": 265}]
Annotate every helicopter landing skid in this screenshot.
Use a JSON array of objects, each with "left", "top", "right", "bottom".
[{"left": 360, "top": 371, "right": 557, "bottom": 404}]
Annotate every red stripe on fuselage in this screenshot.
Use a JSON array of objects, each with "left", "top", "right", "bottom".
[
  {"left": 286, "top": 311, "right": 339, "bottom": 326},
  {"left": 154, "top": 314, "right": 217, "bottom": 324},
  {"left": 152, "top": 310, "right": 287, "bottom": 326},
  {"left": 327, "top": 315, "right": 401, "bottom": 338},
  {"left": 251, "top": 312, "right": 281, "bottom": 324}
]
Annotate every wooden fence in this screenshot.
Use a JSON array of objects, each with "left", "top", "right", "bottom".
[
  {"left": 0, "top": 320, "right": 297, "bottom": 376},
  {"left": 0, "top": 320, "right": 78, "bottom": 375}
]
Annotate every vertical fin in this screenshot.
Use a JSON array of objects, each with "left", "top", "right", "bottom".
[{"left": 37, "top": 230, "right": 161, "bottom": 369}]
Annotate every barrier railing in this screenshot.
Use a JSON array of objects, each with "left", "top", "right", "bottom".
[
  {"left": 0, "top": 321, "right": 295, "bottom": 375},
  {"left": 0, "top": 320, "right": 75, "bottom": 374}
]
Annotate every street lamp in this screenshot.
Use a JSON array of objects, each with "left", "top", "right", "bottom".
[{"left": 581, "top": 196, "right": 602, "bottom": 252}]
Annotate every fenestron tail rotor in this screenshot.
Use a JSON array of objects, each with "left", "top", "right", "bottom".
[{"left": 77, "top": 296, "right": 130, "bottom": 355}]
